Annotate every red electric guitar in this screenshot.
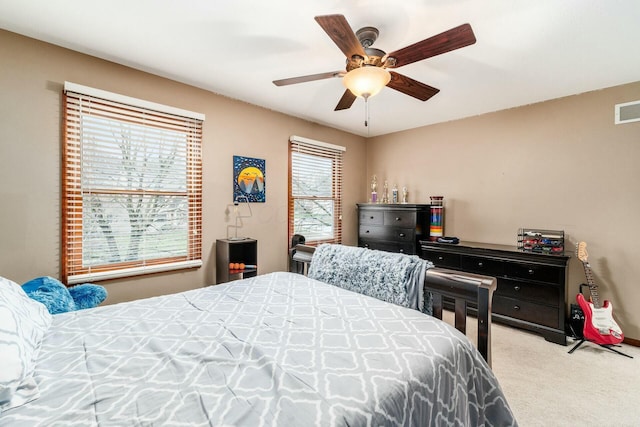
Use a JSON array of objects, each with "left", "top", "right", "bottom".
[{"left": 576, "top": 242, "right": 623, "bottom": 345}]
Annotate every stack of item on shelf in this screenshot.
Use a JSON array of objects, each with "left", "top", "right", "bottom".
[{"left": 517, "top": 228, "right": 564, "bottom": 255}]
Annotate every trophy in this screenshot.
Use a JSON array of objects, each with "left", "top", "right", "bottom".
[
  {"left": 370, "top": 175, "right": 378, "bottom": 203},
  {"left": 382, "top": 180, "right": 389, "bottom": 204}
]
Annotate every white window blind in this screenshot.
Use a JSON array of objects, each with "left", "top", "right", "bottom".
[
  {"left": 289, "top": 136, "right": 344, "bottom": 244},
  {"left": 62, "top": 83, "right": 204, "bottom": 284}
]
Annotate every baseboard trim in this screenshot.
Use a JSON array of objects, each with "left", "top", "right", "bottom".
[{"left": 624, "top": 337, "right": 640, "bottom": 347}]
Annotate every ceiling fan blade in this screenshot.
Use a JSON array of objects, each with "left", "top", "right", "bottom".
[
  {"left": 387, "top": 71, "right": 440, "bottom": 101},
  {"left": 315, "top": 14, "right": 366, "bottom": 59},
  {"left": 273, "top": 71, "right": 344, "bottom": 86},
  {"left": 334, "top": 89, "right": 357, "bottom": 111},
  {"left": 385, "top": 23, "right": 476, "bottom": 68}
]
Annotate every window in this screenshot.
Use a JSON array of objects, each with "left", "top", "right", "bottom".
[
  {"left": 62, "top": 82, "right": 204, "bottom": 284},
  {"left": 289, "top": 135, "right": 344, "bottom": 245}
]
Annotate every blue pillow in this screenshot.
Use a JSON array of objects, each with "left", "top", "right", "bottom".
[
  {"left": 21, "top": 276, "right": 76, "bottom": 314},
  {"left": 68, "top": 284, "right": 107, "bottom": 310},
  {"left": 21, "top": 277, "right": 108, "bottom": 314}
]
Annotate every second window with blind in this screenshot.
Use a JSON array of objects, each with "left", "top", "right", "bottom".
[{"left": 288, "top": 136, "right": 345, "bottom": 245}]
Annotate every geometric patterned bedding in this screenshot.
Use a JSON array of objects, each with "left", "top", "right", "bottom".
[{"left": 0, "top": 272, "right": 517, "bottom": 426}]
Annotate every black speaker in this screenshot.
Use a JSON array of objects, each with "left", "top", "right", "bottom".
[
  {"left": 291, "top": 234, "right": 306, "bottom": 247},
  {"left": 289, "top": 234, "right": 307, "bottom": 274},
  {"left": 567, "top": 303, "right": 585, "bottom": 339}
]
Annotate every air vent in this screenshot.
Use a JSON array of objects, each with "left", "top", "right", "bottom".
[{"left": 615, "top": 100, "right": 640, "bottom": 124}]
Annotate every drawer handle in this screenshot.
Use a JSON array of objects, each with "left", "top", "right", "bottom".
[
  {"left": 364, "top": 244, "right": 369, "bottom": 248},
  {"left": 477, "top": 262, "right": 484, "bottom": 267},
  {"left": 365, "top": 230, "right": 370, "bottom": 233},
  {"left": 513, "top": 305, "right": 521, "bottom": 311},
  {"left": 395, "top": 217, "right": 401, "bottom": 221},
  {"left": 399, "top": 233, "right": 406, "bottom": 237},
  {"left": 438, "top": 256, "right": 444, "bottom": 261},
  {"left": 370, "top": 216, "right": 374, "bottom": 219},
  {"left": 399, "top": 249, "right": 405, "bottom": 253},
  {"left": 528, "top": 269, "right": 535, "bottom": 275},
  {"left": 514, "top": 285, "right": 521, "bottom": 291}
]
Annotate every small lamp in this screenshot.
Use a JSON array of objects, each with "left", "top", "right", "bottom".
[
  {"left": 225, "top": 195, "right": 252, "bottom": 240},
  {"left": 342, "top": 66, "right": 391, "bottom": 99}
]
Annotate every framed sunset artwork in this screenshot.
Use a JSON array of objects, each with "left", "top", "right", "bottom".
[{"left": 233, "top": 155, "right": 265, "bottom": 202}]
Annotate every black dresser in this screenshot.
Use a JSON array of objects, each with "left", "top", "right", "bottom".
[
  {"left": 357, "top": 204, "right": 430, "bottom": 255},
  {"left": 420, "top": 240, "right": 570, "bottom": 345}
]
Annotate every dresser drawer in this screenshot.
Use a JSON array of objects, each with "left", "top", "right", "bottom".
[
  {"left": 504, "top": 262, "right": 563, "bottom": 285},
  {"left": 497, "top": 279, "right": 559, "bottom": 306},
  {"left": 392, "top": 228, "right": 415, "bottom": 242},
  {"left": 383, "top": 210, "right": 417, "bottom": 227},
  {"left": 493, "top": 296, "right": 559, "bottom": 329},
  {"left": 359, "top": 226, "right": 415, "bottom": 242},
  {"left": 359, "top": 225, "right": 386, "bottom": 240},
  {"left": 460, "top": 255, "right": 504, "bottom": 276},
  {"left": 359, "top": 210, "right": 383, "bottom": 225},
  {"left": 421, "top": 249, "right": 461, "bottom": 269},
  {"left": 360, "top": 239, "right": 415, "bottom": 254}
]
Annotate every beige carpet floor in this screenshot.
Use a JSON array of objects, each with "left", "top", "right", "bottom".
[{"left": 442, "top": 311, "right": 640, "bottom": 426}]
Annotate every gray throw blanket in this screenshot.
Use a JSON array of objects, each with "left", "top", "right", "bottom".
[{"left": 308, "top": 244, "right": 433, "bottom": 315}]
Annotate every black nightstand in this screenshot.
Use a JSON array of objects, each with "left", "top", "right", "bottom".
[{"left": 216, "top": 238, "right": 257, "bottom": 284}]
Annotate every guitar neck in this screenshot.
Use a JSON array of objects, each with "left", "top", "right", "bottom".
[{"left": 582, "top": 261, "right": 601, "bottom": 308}]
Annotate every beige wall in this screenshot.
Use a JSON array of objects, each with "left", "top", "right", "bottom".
[
  {"left": 367, "top": 81, "right": 640, "bottom": 340},
  {"left": 0, "top": 30, "right": 366, "bottom": 304}
]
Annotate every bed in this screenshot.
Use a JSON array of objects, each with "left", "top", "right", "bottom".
[{"left": 0, "top": 247, "right": 516, "bottom": 426}]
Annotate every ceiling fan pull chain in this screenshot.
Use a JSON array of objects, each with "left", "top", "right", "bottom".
[{"left": 364, "top": 96, "right": 369, "bottom": 129}]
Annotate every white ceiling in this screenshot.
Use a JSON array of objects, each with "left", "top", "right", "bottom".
[{"left": 2, "top": 1, "right": 639, "bottom": 137}]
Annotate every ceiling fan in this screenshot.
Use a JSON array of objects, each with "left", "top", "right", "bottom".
[{"left": 273, "top": 14, "right": 476, "bottom": 111}]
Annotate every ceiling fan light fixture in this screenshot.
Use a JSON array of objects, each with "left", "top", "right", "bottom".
[{"left": 343, "top": 66, "right": 391, "bottom": 99}]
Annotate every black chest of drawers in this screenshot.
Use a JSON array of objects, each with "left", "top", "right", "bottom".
[
  {"left": 357, "top": 204, "right": 430, "bottom": 255},
  {"left": 420, "top": 240, "right": 570, "bottom": 345}
]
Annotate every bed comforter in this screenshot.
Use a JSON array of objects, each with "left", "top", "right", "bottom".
[{"left": 1, "top": 272, "right": 516, "bottom": 426}]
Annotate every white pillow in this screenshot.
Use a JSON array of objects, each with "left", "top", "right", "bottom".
[{"left": 0, "top": 276, "right": 52, "bottom": 413}]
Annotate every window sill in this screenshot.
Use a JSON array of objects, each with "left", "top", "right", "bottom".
[{"left": 67, "top": 260, "right": 202, "bottom": 284}]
